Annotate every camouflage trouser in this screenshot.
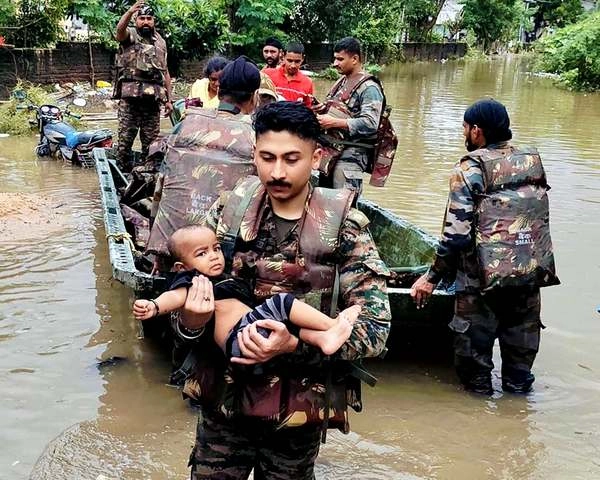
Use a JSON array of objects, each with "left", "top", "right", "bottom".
[
  {"left": 189, "top": 410, "right": 321, "bottom": 480},
  {"left": 450, "top": 287, "right": 542, "bottom": 394},
  {"left": 331, "top": 160, "right": 364, "bottom": 197},
  {"left": 117, "top": 98, "right": 161, "bottom": 170}
]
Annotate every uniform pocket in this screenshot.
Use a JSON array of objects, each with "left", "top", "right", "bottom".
[
  {"left": 363, "top": 259, "right": 392, "bottom": 278},
  {"left": 449, "top": 316, "right": 470, "bottom": 334}
]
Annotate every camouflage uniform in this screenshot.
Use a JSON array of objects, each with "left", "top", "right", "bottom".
[
  {"left": 183, "top": 180, "right": 391, "bottom": 479},
  {"left": 114, "top": 27, "right": 168, "bottom": 170},
  {"left": 326, "top": 75, "right": 384, "bottom": 194},
  {"left": 426, "top": 142, "right": 550, "bottom": 394},
  {"left": 146, "top": 103, "right": 256, "bottom": 257},
  {"left": 117, "top": 98, "right": 161, "bottom": 170}
]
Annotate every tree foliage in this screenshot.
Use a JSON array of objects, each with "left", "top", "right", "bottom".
[
  {"left": 533, "top": 0, "right": 583, "bottom": 31},
  {"left": 152, "top": 0, "right": 229, "bottom": 59},
  {"left": 1, "top": 0, "right": 70, "bottom": 48},
  {"left": 69, "top": 0, "right": 229, "bottom": 60},
  {"left": 229, "top": 0, "right": 293, "bottom": 48},
  {"left": 536, "top": 11, "right": 600, "bottom": 91},
  {"left": 460, "top": 0, "right": 523, "bottom": 52},
  {"left": 403, "top": 0, "right": 447, "bottom": 41},
  {"left": 288, "top": 0, "right": 404, "bottom": 59}
]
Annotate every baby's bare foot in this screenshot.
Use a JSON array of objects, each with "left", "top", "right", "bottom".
[
  {"left": 337, "top": 304, "right": 361, "bottom": 325},
  {"left": 319, "top": 317, "right": 353, "bottom": 355}
]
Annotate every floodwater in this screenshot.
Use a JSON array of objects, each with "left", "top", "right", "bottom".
[{"left": 1, "top": 56, "right": 599, "bottom": 479}]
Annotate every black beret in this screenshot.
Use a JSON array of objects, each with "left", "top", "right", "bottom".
[
  {"left": 219, "top": 56, "right": 261, "bottom": 95},
  {"left": 264, "top": 37, "right": 283, "bottom": 50}
]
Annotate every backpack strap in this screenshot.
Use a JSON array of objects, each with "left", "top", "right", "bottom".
[
  {"left": 339, "top": 73, "right": 382, "bottom": 103},
  {"left": 327, "top": 75, "right": 348, "bottom": 99},
  {"left": 220, "top": 178, "right": 263, "bottom": 266}
]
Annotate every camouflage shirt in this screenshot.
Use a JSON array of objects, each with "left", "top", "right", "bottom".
[
  {"left": 205, "top": 189, "right": 392, "bottom": 362},
  {"left": 426, "top": 152, "right": 486, "bottom": 292},
  {"left": 329, "top": 75, "right": 384, "bottom": 170}
]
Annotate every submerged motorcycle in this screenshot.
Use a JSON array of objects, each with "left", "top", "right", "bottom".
[{"left": 16, "top": 91, "right": 113, "bottom": 168}]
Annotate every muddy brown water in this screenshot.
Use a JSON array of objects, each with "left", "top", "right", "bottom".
[{"left": 1, "top": 57, "right": 599, "bottom": 479}]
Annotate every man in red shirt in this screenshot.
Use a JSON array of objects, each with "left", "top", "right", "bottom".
[{"left": 264, "top": 42, "right": 314, "bottom": 107}]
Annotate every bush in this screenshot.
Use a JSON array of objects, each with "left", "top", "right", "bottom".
[
  {"left": 535, "top": 12, "right": 600, "bottom": 91},
  {"left": 0, "top": 82, "right": 84, "bottom": 136},
  {"left": 315, "top": 66, "right": 340, "bottom": 80}
]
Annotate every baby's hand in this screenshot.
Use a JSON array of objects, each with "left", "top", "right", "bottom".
[{"left": 133, "top": 299, "right": 156, "bottom": 320}]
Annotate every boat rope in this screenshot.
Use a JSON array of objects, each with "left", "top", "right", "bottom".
[{"left": 106, "top": 232, "right": 137, "bottom": 254}]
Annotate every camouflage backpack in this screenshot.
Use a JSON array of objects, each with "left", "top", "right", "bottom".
[
  {"left": 464, "top": 146, "right": 560, "bottom": 291},
  {"left": 319, "top": 74, "right": 398, "bottom": 187}
]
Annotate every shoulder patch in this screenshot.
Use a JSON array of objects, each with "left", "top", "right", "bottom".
[{"left": 346, "top": 208, "right": 370, "bottom": 229}]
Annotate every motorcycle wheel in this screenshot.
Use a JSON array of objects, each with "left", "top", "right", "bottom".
[{"left": 35, "top": 143, "right": 51, "bottom": 157}]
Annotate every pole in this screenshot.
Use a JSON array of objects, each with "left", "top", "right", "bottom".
[{"left": 88, "top": 28, "right": 95, "bottom": 88}]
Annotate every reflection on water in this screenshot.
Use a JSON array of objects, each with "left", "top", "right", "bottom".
[{"left": 2, "top": 57, "right": 600, "bottom": 479}]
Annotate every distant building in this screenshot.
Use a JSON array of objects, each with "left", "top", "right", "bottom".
[
  {"left": 434, "top": 0, "right": 464, "bottom": 41},
  {"left": 59, "top": 15, "right": 89, "bottom": 42},
  {"left": 581, "top": 0, "right": 596, "bottom": 11}
]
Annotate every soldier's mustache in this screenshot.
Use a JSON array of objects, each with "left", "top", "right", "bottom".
[{"left": 267, "top": 180, "right": 292, "bottom": 188}]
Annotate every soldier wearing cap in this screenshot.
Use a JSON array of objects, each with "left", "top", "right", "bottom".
[
  {"left": 114, "top": 0, "right": 173, "bottom": 171},
  {"left": 262, "top": 37, "right": 283, "bottom": 70},
  {"left": 411, "top": 99, "right": 559, "bottom": 395}
]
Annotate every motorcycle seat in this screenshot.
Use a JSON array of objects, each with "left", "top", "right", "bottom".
[{"left": 66, "top": 129, "right": 112, "bottom": 148}]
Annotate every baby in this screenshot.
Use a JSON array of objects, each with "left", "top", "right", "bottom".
[{"left": 133, "top": 225, "right": 360, "bottom": 358}]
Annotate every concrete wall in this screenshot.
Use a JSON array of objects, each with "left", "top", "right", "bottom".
[
  {"left": 0, "top": 41, "right": 467, "bottom": 98},
  {"left": 401, "top": 42, "right": 467, "bottom": 61},
  {"left": 0, "top": 42, "right": 114, "bottom": 98},
  {"left": 304, "top": 42, "right": 467, "bottom": 69}
]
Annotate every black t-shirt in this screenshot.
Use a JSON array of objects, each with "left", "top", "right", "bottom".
[{"left": 168, "top": 270, "right": 255, "bottom": 307}]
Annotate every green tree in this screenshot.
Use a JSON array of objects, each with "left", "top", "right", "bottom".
[
  {"left": 2, "top": 0, "right": 70, "bottom": 48},
  {"left": 461, "top": 0, "right": 523, "bottom": 52},
  {"left": 287, "top": 0, "right": 360, "bottom": 44},
  {"left": 533, "top": 0, "right": 582, "bottom": 30},
  {"left": 0, "top": 0, "right": 16, "bottom": 29},
  {"left": 402, "top": 0, "right": 447, "bottom": 41},
  {"left": 70, "top": 0, "right": 229, "bottom": 61},
  {"left": 225, "top": 0, "right": 293, "bottom": 49},
  {"left": 536, "top": 11, "right": 600, "bottom": 91},
  {"left": 152, "top": 0, "right": 229, "bottom": 59},
  {"left": 288, "top": 0, "right": 403, "bottom": 57}
]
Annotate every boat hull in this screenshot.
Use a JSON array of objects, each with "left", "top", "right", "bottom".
[{"left": 93, "top": 148, "right": 455, "bottom": 345}]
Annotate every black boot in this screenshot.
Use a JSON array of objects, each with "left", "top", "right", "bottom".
[
  {"left": 502, "top": 369, "right": 535, "bottom": 394},
  {"left": 463, "top": 374, "right": 493, "bottom": 396},
  {"left": 456, "top": 362, "right": 493, "bottom": 396}
]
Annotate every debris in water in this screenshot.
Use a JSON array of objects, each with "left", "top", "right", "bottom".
[{"left": 96, "top": 356, "right": 127, "bottom": 370}]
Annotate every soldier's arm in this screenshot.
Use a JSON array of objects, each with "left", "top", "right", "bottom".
[
  {"left": 285, "top": 212, "right": 391, "bottom": 364},
  {"left": 292, "top": 212, "right": 392, "bottom": 362},
  {"left": 116, "top": 1, "right": 141, "bottom": 42},
  {"left": 164, "top": 70, "right": 173, "bottom": 104},
  {"left": 346, "top": 83, "right": 384, "bottom": 138},
  {"left": 335, "top": 211, "right": 391, "bottom": 360},
  {"left": 426, "top": 159, "right": 484, "bottom": 284}
]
